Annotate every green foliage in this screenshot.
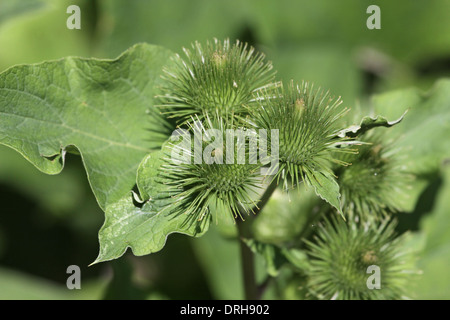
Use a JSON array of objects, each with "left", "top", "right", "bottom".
[
  {"left": 252, "top": 186, "right": 318, "bottom": 244},
  {"left": 94, "top": 149, "right": 210, "bottom": 264},
  {"left": 0, "top": 39, "right": 428, "bottom": 298},
  {"left": 409, "top": 164, "right": 450, "bottom": 299},
  {"left": 336, "top": 113, "right": 405, "bottom": 139},
  {"left": 0, "top": 43, "right": 173, "bottom": 210},
  {"left": 1, "top": 0, "right": 450, "bottom": 300},
  {"left": 372, "top": 79, "right": 450, "bottom": 177}
]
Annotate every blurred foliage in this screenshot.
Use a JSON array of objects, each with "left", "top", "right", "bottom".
[
  {"left": 0, "top": 0, "right": 449, "bottom": 299},
  {"left": 252, "top": 186, "right": 318, "bottom": 245},
  {"left": 413, "top": 164, "right": 450, "bottom": 299}
]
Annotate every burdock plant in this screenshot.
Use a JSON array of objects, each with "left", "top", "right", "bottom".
[
  {"left": 151, "top": 39, "right": 416, "bottom": 299},
  {"left": 0, "top": 38, "right": 418, "bottom": 300}
]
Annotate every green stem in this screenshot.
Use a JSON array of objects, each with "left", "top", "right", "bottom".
[
  {"left": 237, "top": 180, "right": 278, "bottom": 300},
  {"left": 237, "top": 221, "right": 257, "bottom": 300},
  {"left": 253, "top": 179, "right": 278, "bottom": 216}
]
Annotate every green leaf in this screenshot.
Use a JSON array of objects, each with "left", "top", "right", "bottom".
[
  {"left": 308, "top": 171, "right": 343, "bottom": 217},
  {"left": 135, "top": 148, "right": 166, "bottom": 202},
  {"left": 409, "top": 164, "right": 450, "bottom": 299},
  {"left": 93, "top": 150, "right": 210, "bottom": 264},
  {"left": 0, "top": 43, "right": 174, "bottom": 210},
  {"left": 336, "top": 112, "right": 406, "bottom": 138},
  {"left": 421, "top": 169, "right": 450, "bottom": 253},
  {"left": 372, "top": 79, "right": 450, "bottom": 176}
]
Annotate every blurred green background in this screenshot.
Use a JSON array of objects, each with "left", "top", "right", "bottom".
[{"left": 0, "top": 0, "right": 449, "bottom": 299}]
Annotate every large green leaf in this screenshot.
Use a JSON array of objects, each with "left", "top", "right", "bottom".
[
  {"left": 0, "top": 43, "right": 174, "bottom": 210},
  {"left": 93, "top": 150, "right": 211, "bottom": 264},
  {"left": 409, "top": 164, "right": 450, "bottom": 299},
  {"left": 372, "top": 79, "right": 450, "bottom": 176}
]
